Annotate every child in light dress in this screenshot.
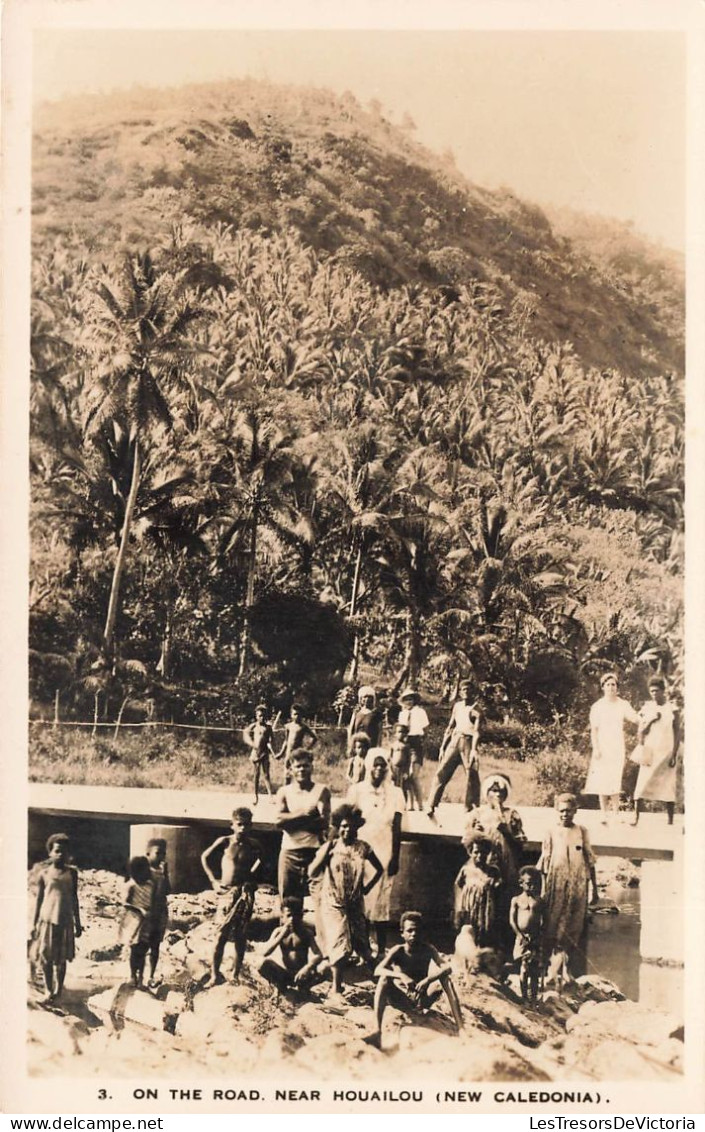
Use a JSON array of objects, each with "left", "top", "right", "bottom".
[{"left": 30, "top": 833, "right": 82, "bottom": 1004}]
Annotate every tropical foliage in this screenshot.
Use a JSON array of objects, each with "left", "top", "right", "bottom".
[{"left": 29, "top": 81, "right": 684, "bottom": 730}]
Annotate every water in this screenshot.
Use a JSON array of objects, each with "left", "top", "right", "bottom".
[
  {"left": 586, "top": 884, "right": 641, "bottom": 1001},
  {"left": 587, "top": 880, "right": 682, "bottom": 1014}
]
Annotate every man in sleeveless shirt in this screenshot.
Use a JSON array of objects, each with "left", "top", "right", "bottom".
[
  {"left": 275, "top": 749, "right": 331, "bottom": 901},
  {"left": 426, "top": 679, "right": 483, "bottom": 816}
]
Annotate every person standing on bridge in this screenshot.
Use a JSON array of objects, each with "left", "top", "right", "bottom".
[
  {"left": 585, "top": 672, "right": 639, "bottom": 824},
  {"left": 631, "top": 675, "right": 681, "bottom": 826},
  {"left": 426, "top": 678, "right": 483, "bottom": 817}
]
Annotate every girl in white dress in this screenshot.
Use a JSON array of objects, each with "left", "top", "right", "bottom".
[{"left": 632, "top": 676, "right": 680, "bottom": 825}]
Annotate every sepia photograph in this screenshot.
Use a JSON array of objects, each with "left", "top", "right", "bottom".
[{"left": 2, "top": 0, "right": 704, "bottom": 1117}]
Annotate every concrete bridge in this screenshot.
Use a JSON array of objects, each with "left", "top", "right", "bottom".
[{"left": 28, "top": 780, "right": 682, "bottom": 864}]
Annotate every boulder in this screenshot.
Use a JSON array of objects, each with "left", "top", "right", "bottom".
[{"left": 566, "top": 1000, "right": 680, "bottom": 1047}]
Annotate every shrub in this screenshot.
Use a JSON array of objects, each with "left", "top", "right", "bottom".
[{"left": 532, "top": 741, "right": 590, "bottom": 807}]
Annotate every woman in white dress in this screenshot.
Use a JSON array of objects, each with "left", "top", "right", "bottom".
[
  {"left": 347, "top": 747, "right": 404, "bottom": 955},
  {"left": 632, "top": 676, "right": 680, "bottom": 826},
  {"left": 585, "top": 672, "right": 639, "bottom": 823}
]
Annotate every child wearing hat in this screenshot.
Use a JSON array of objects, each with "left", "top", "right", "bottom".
[{"left": 398, "top": 688, "right": 429, "bottom": 811}]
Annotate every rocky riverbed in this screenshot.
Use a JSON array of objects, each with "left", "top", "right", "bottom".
[{"left": 27, "top": 865, "right": 683, "bottom": 1082}]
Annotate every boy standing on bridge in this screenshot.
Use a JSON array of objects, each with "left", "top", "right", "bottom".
[
  {"left": 278, "top": 703, "right": 317, "bottom": 783},
  {"left": 243, "top": 704, "right": 278, "bottom": 804},
  {"left": 201, "top": 808, "right": 262, "bottom": 986}
]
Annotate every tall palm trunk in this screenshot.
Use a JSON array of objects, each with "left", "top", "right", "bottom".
[
  {"left": 238, "top": 514, "right": 258, "bottom": 677},
  {"left": 347, "top": 539, "right": 364, "bottom": 683},
  {"left": 157, "top": 597, "right": 173, "bottom": 680},
  {"left": 404, "top": 606, "right": 422, "bottom": 686},
  {"left": 103, "top": 438, "right": 141, "bottom": 664}
]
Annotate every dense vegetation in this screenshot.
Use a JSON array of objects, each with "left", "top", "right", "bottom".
[{"left": 30, "top": 80, "right": 684, "bottom": 741}]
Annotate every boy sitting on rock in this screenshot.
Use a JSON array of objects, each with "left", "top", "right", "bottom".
[
  {"left": 256, "top": 896, "right": 326, "bottom": 994},
  {"left": 372, "top": 911, "right": 463, "bottom": 1042}
]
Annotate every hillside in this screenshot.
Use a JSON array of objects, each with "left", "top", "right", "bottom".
[
  {"left": 29, "top": 79, "right": 684, "bottom": 741},
  {"left": 33, "top": 79, "right": 684, "bottom": 380}
]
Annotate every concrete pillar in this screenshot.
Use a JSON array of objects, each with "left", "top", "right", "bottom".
[
  {"left": 639, "top": 856, "right": 682, "bottom": 964},
  {"left": 638, "top": 847, "right": 683, "bottom": 1015},
  {"left": 130, "top": 823, "right": 215, "bottom": 893},
  {"left": 389, "top": 839, "right": 465, "bottom": 925}
]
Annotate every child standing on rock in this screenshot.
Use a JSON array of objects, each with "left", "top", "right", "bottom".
[
  {"left": 145, "top": 838, "right": 170, "bottom": 987},
  {"left": 453, "top": 832, "right": 501, "bottom": 948},
  {"left": 30, "top": 833, "right": 82, "bottom": 1005},
  {"left": 119, "top": 855, "right": 155, "bottom": 988},
  {"left": 201, "top": 808, "right": 262, "bottom": 986},
  {"left": 509, "top": 866, "right": 545, "bottom": 1006}
]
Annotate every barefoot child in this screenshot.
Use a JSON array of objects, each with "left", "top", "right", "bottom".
[
  {"left": 243, "top": 704, "right": 278, "bottom": 803},
  {"left": 397, "top": 689, "right": 429, "bottom": 811},
  {"left": 373, "top": 911, "right": 463, "bottom": 1040},
  {"left": 201, "top": 808, "right": 262, "bottom": 986},
  {"left": 388, "top": 722, "right": 412, "bottom": 800},
  {"left": 346, "top": 731, "right": 371, "bottom": 786},
  {"left": 278, "top": 704, "right": 317, "bottom": 783},
  {"left": 30, "top": 833, "right": 82, "bottom": 1004},
  {"left": 145, "top": 838, "right": 170, "bottom": 987},
  {"left": 453, "top": 832, "right": 502, "bottom": 948},
  {"left": 119, "top": 855, "right": 155, "bottom": 987},
  {"left": 509, "top": 866, "right": 545, "bottom": 1005},
  {"left": 257, "top": 896, "right": 326, "bottom": 993}
]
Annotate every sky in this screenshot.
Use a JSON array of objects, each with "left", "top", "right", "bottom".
[{"left": 33, "top": 28, "right": 686, "bottom": 250}]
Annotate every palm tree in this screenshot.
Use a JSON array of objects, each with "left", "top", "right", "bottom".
[
  {"left": 371, "top": 450, "right": 454, "bottom": 685},
  {"left": 319, "top": 424, "right": 396, "bottom": 681},
  {"left": 77, "top": 251, "right": 208, "bottom": 664},
  {"left": 213, "top": 405, "right": 299, "bottom": 676}
]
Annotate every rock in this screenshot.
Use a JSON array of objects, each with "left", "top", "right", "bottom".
[
  {"left": 184, "top": 954, "right": 209, "bottom": 980},
  {"left": 561, "top": 1035, "right": 680, "bottom": 1081},
  {"left": 164, "top": 991, "right": 188, "bottom": 1013},
  {"left": 86, "top": 943, "right": 122, "bottom": 962},
  {"left": 28, "top": 1006, "right": 87, "bottom": 1058},
  {"left": 259, "top": 1028, "right": 306, "bottom": 1062},
  {"left": 87, "top": 983, "right": 171, "bottom": 1031},
  {"left": 650, "top": 1038, "right": 684, "bottom": 1072},
  {"left": 566, "top": 1000, "right": 679, "bottom": 1047},
  {"left": 292, "top": 1033, "right": 382, "bottom": 1076},
  {"left": 539, "top": 992, "right": 578, "bottom": 1026},
  {"left": 574, "top": 975, "right": 625, "bottom": 1003}
]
